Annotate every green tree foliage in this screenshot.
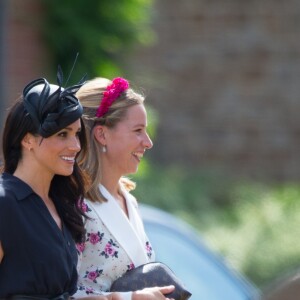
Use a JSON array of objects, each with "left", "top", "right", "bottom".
[{"left": 41, "top": 0, "right": 155, "bottom": 81}]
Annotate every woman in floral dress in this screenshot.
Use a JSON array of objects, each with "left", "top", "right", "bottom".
[{"left": 74, "top": 77, "right": 174, "bottom": 300}]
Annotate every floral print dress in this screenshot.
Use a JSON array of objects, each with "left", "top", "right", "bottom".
[{"left": 74, "top": 184, "right": 155, "bottom": 299}]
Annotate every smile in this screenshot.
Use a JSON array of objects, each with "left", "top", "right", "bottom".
[
  {"left": 61, "top": 156, "right": 76, "bottom": 163},
  {"left": 132, "top": 152, "right": 143, "bottom": 161}
]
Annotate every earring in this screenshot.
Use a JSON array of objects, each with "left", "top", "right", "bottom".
[{"left": 102, "top": 145, "right": 107, "bottom": 153}]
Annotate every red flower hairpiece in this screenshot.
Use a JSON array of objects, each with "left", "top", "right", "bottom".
[{"left": 96, "top": 77, "right": 129, "bottom": 117}]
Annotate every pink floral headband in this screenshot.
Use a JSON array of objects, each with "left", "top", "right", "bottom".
[{"left": 96, "top": 77, "right": 129, "bottom": 117}]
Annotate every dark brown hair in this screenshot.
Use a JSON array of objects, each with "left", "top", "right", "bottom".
[{"left": 2, "top": 98, "right": 88, "bottom": 243}]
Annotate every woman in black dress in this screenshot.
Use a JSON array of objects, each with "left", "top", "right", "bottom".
[{"left": 0, "top": 73, "right": 122, "bottom": 300}]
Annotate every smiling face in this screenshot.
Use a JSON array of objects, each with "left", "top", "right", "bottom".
[
  {"left": 100, "top": 104, "right": 153, "bottom": 178},
  {"left": 29, "top": 119, "right": 82, "bottom": 177}
]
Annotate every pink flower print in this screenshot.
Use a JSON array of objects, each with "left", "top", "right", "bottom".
[
  {"left": 100, "top": 239, "right": 119, "bottom": 258},
  {"left": 146, "top": 241, "right": 153, "bottom": 258},
  {"left": 105, "top": 243, "right": 115, "bottom": 256},
  {"left": 87, "top": 271, "right": 98, "bottom": 281},
  {"left": 78, "top": 285, "right": 95, "bottom": 294},
  {"left": 85, "top": 287, "right": 95, "bottom": 294},
  {"left": 87, "top": 231, "right": 103, "bottom": 245},
  {"left": 127, "top": 262, "right": 135, "bottom": 270},
  {"left": 84, "top": 268, "right": 103, "bottom": 283},
  {"left": 76, "top": 242, "right": 85, "bottom": 253},
  {"left": 77, "top": 200, "right": 91, "bottom": 213},
  {"left": 81, "top": 202, "right": 88, "bottom": 213},
  {"left": 89, "top": 233, "right": 100, "bottom": 244}
]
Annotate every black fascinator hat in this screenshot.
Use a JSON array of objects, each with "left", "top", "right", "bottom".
[{"left": 23, "top": 66, "right": 86, "bottom": 138}]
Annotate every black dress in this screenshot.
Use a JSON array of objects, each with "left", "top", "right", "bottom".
[{"left": 0, "top": 173, "right": 78, "bottom": 297}]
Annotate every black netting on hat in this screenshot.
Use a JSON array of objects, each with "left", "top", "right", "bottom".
[{"left": 23, "top": 68, "right": 86, "bottom": 138}]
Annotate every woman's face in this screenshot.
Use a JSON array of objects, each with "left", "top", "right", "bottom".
[
  {"left": 104, "top": 104, "right": 153, "bottom": 177},
  {"left": 30, "top": 119, "right": 82, "bottom": 177}
]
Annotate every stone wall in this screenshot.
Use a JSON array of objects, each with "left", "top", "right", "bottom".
[{"left": 128, "top": 0, "right": 300, "bottom": 181}]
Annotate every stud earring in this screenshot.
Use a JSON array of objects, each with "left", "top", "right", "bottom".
[{"left": 102, "top": 146, "right": 107, "bottom": 153}]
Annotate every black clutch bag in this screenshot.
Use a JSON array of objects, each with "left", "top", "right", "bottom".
[{"left": 110, "top": 262, "right": 192, "bottom": 300}]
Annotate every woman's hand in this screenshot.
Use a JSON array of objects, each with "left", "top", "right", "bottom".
[
  {"left": 132, "top": 285, "right": 175, "bottom": 300},
  {"left": 74, "top": 286, "right": 175, "bottom": 300},
  {"left": 107, "top": 292, "right": 123, "bottom": 300},
  {"left": 75, "top": 293, "right": 123, "bottom": 300}
]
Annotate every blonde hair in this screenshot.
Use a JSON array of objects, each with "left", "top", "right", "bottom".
[{"left": 76, "top": 77, "right": 145, "bottom": 202}]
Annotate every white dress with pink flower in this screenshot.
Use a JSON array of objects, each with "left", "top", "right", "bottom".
[{"left": 73, "top": 184, "right": 155, "bottom": 300}]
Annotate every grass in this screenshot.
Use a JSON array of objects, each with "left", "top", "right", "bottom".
[{"left": 131, "top": 161, "right": 300, "bottom": 289}]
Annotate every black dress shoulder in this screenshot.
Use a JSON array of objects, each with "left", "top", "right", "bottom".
[{"left": 0, "top": 173, "right": 78, "bottom": 297}]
